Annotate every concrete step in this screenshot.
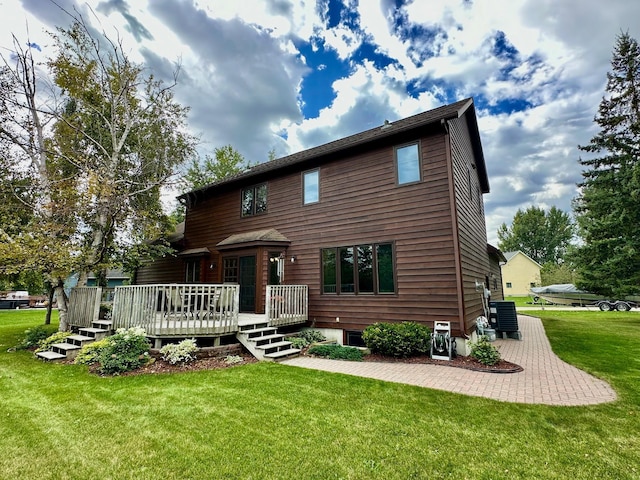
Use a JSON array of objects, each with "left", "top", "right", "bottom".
[
  {"left": 67, "top": 334, "right": 95, "bottom": 347},
  {"left": 264, "top": 348, "right": 301, "bottom": 361},
  {"left": 36, "top": 350, "right": 66, "bottom": 361},
  {"left": 255, "top": 341, "right": 292, "bottom": 353}
]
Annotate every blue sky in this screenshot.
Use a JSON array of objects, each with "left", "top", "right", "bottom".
[{"left": 2, "top": 0, "right": 639, "bottom": 244}]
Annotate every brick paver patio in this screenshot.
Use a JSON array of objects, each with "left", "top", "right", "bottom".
[{"left": 281, "top": 315, "right": 617, "bottom": 405}]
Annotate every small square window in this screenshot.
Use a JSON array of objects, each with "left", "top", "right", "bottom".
[
  {"left": 396, "top": 143, "right": 421, "bottom": 185},
  {"left": 303, "top": 170, "right": 319, "bottom": 204},
  {"left": 506, "top": 282, "right": 512, "bottom": 288}
]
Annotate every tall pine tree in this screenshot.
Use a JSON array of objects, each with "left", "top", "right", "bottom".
[{"left": 573, "top": 32, "right": 640, "bottom": 297}]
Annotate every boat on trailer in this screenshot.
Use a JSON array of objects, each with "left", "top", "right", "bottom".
[{"left": 530, "top": 284, "right": 639, "bottom": 311}]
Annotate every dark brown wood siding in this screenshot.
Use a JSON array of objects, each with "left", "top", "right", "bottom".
[
  {"left": 135, "top": 255, "right": 185, "bottom": 284},
  {"left": 448, "top": 115, "right": 491, "bottom": 333},
  {"left": 179, "top": 130, "right": 465, "bottom": 332},
  {"left": 488, "top": 252, "right": 505, "bottom": 301}
]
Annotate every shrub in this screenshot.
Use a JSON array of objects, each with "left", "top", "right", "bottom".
[
  {"left": 160, "top": 339, "right": 199, "bottom": 365},
  {"left": 98, "top": 327, "right": 150, "bottom": 375},
  {"left": 299, "top": 329, "right": 326, "bottom": 344},
  {"left": 224, "top": 354, "right": 244, "bottom": 365},
  {"left": 308, "top": 344, "right": 363, "bottom": 361},
  {"left": 288, "top": 337, "right": 307, "bottom": 349},
  {"left": 35, "top": 332, "right": 72, "bottom": 353},
  {"left": 287, "top": 329, "right": 327, "bottom": 350},
  {"left": 18, "top": 326, "right": 49, "bottom": 349},
  {"left": 469, "top": 336, "right": 501, "bottom": 366},
  {"left": 74, "top": 339, "right": 111, "bottom": 366},
  {"left": 362, "top": 322, "right": 431, "bottom": 358},
  {"left": 99, "top": 303, "right": 112, "bottom": 320}
]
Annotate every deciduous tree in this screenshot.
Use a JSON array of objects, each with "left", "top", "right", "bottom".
[
  {"left": 0, "top": 17, "right": 196, "bottom": 330},
  {"left": 181, "top": 145, "right": 250, "bottom": 192},
  {"left": 497, "top": 206, "right": 574, "bottom": 265}
]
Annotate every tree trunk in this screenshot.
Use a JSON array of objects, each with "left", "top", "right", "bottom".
[
  {"left": 44, "top": 284, "right": 55, "bottom": 325},
  {"left": 54, "top": 279, "right": 70, "bottom": 332}
]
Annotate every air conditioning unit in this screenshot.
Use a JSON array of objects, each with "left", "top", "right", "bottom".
[{"left": 488, "top": 301, "right": 522, "bottom": 340}]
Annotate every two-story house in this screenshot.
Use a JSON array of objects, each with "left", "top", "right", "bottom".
[
  {"left": 136, "top": 98, "right": 502, "bottom": 348},
  {"left": 501, "top": 251, "right": 542, "bottom": 296}
]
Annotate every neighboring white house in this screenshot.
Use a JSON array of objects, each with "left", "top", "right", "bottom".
[{"left": 501, "top": 251, "right": 542, "bottom": 296}]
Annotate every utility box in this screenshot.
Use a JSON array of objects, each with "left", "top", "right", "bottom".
[{"left": 489, "top": 301, "right": 522, "bottom": 340}]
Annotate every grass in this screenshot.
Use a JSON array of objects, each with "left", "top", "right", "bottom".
[
  {"left": 503, "top": 295, "right": 546, "bottom": 307},
  {"left": 1, "top": 309, "right": 639, "bottom": 479}
]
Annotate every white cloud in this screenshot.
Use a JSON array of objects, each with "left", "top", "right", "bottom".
[{"left": 2, "top": 0, "right": 639, "bottom": 245}]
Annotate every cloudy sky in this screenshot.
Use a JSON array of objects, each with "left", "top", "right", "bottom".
[{"left": 1, "top": 0, "right": 638, "bottom": 244}]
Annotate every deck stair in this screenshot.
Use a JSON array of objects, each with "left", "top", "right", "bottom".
[
  {"left": 236, "top": 319, "right": 300, "bottom": 361},
  {"left": 35, "top": 320, "right": 113, "bottom": 362}
]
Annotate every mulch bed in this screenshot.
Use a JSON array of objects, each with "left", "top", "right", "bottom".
[
  {"left": 363, "top": 353, "right": 523, "bottom": 373},
  {"left": 73, "top": 350, "right": 521, "bottom": 376}
]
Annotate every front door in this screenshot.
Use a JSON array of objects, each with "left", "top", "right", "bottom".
[{"left": 238, "top": 255, "right": 256, "bottom": 312}]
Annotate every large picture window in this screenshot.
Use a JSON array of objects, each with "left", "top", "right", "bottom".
[
  {"left": 322, "top": 243, "right": 395, "bottom": 295},
  {"left": 241, "top": 183, "right": 267, "bottom": 217},
  {"left": 396, "top": 143, "right": 421, "bottom": 185},
  {"left": 303, "top": 169, "right": 319, "bottom": 204}
]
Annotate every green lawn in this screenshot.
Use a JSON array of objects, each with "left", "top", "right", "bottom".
[{"left": 1, "top": 309, "right": 639, "bottom": 479}]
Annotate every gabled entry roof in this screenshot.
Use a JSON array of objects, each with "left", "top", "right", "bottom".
[{"left": 216, "top": 228, "right": 291, "bottom": 251}]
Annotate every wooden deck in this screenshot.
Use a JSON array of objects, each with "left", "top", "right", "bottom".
[{"left": 71, "top": 284, "right": 309, "bottom": 341}]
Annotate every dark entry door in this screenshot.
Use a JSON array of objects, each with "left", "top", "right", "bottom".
[{"left": 239, "top": 255, "right": 256, "bottom": 312}]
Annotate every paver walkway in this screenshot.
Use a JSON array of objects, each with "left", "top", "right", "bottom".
[{"left": 281, "top": 315, "right": 617, "bottom": 405}]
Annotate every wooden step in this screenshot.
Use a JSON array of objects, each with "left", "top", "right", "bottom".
[
  {"left": 36, "top": 351, "right": 66, "bottom": 361},
  {"left": 66, "top": 334, "right": 95, "bottom": 347},
  {"left": 79, "top": 327, "right": 109, "bottom": 340},
  {"left": 243, "top": 327, "right": 277, "bottom": 339},
  {"left": 255, "top": 341, "right": 292, "bottom": 353},
  {"left": 264, "top": 348, "right": 301, "bottom": 361},
  {"left": 92, "top": 320, "right": 113, "bottom": 330},
  {"left": 250, "top": 334, "right": 284, "bottom": 346},
  {"left": 238, "top": 322, "right": 268, "bottom": 332},
  {"left": 51, "top": 342, "right": 81, "bottom": 355}
]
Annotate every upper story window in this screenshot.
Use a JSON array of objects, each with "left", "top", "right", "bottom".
[
  {"left": 241, "top": 183, "right": 267, "bottom": 217},
  {"left": 395, "top": 143, "right": 421, "bottom": 185},
  {"left": 303, "top": 169, "right": 319, "bottom": 204}
]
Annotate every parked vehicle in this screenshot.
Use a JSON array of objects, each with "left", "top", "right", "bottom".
[
  {"left": 530, "top": 284, "right": 638, "bottom": 311},
  {"left": 0, "top": 291, "right": 30, "bottom": 310}
]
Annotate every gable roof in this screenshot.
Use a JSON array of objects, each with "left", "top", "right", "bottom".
[
  {"left": 503, "top": 251, "right": 542, "bottom": 268},
  {"left": 487, "top": 244, "right": 507, "bottom": 263},
  {"left": 180, "top": 98, "right": 488, "bottom": 204},
  {"left": 217, "top": 228, "right": 291, "bottom": 250}
]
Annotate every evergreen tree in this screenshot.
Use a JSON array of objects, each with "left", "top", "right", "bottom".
[{"left": 573, "top": 32, "right": 640, "bottom": 298}]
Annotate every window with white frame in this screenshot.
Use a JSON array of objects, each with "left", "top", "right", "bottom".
[
  {"left": 395, "top": 143, "right": 421, "bottom": 185},
  {"left": 303, "top": 169, "right": 319, "bottom": 204}
]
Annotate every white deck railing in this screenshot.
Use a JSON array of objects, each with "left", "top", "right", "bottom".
[
  {"left": 266, "top": 285, "right": 308, "bottom": 327},
  {"left": 67, "top": 287, "right": 102, "bottom": 328},
  {"left": 111, "top": 284, "right": 240, "bottom": 337}
]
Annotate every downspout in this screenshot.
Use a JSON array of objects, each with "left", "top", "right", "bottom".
[{"left": 442, "top": 119, "right": 467, "bottom": 337}]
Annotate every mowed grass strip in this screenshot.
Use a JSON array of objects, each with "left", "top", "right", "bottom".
[{"left": 0, "top": 309, "right": 638, "bottom": 479}]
